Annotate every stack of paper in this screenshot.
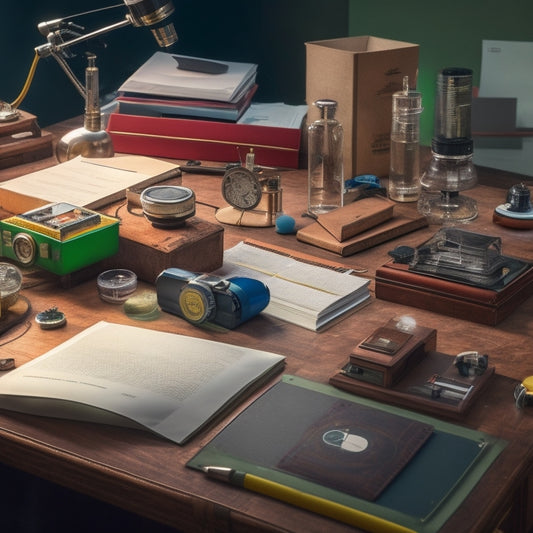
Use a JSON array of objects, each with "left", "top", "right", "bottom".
[
  {"left": 110, "top": 53, "right": 307, "bottom": 167},
  {"left": 213, "top": 241, "right": 371, "bottom": 331},
  {"left": 117, "top": 52, "right": 258, "bottom": 121}
]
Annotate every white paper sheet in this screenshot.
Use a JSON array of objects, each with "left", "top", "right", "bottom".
[
  {"left": 479, "top": 40, "right": 533, "bottom": 128},
  {"left": 0, "top": 322, "right": 285, "bottom": 444}
]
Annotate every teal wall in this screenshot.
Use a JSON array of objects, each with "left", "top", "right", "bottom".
[
  {"left": 2, "top": 1, "right": 348, "bottom": 128},
  {"left": 348, "top": 0, "right": 533, "bottom": 145},
  {"left": 4, "top": 1, "right": 532, "bottom": 147}
]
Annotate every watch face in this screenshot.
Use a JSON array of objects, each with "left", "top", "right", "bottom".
[
  {"left": 221, "top": 167, "right": 262, "bottom": 210},
  {"left": 12, "top": 233, "right": 37, "bottom": 265}
]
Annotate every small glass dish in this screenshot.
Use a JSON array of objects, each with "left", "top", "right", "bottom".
[{"left": 97, "top": 269, "right": 137, "bottom": 304}]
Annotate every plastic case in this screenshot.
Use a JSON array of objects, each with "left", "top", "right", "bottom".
[{"left": 0, "top": 203, "right": 119, "bottom": 275}]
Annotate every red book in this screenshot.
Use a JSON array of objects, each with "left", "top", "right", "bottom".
[{"left": 106, "top": 112, "right": 302, "bottom": 168}]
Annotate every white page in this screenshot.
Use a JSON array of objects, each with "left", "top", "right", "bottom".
[
  {"left": 238, "top": 103, "right": 309, "bottom": 129},
  {"left": 479, "top": 40, "right": 533, "bottom": 128},
  {"left": 214, "top": 242, "right": 370, "bottom": 329},
  {"left": 0, "top": 154, "right": 179, "bottom": 210},
  {"left": 0, "top": 321, "right": 285, "bottom": 444},
  {"left": 118, "top": 52, "right": 258, "bottom": 102}
]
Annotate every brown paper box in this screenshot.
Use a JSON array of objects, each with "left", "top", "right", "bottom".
[{"left": 306, "top": 36, "right": 419, "bottom": 178}]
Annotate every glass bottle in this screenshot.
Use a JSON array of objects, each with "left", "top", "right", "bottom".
[
  {"left": 307, "top": 99, "right": 344, "bottom": 215},
  {"left": 388, "top": 77, "right": 423, "bottom": 202}
]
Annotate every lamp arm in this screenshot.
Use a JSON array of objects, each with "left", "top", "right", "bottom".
[{"left": 35, "top": 17, "right": 132, "bottom": 99}]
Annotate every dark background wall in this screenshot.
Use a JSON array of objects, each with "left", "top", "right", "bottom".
[
  {"left": 2, "top": 1, "right": 533, "bottom": 145},
  {"left": 2, "top": 0, "right": 348, "bottom": 128}
]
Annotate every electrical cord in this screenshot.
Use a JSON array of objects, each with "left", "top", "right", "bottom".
[{"left": 10, "top": 52, "right": 40, "bottom": 109}]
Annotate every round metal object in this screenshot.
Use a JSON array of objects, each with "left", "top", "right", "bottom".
[{"left": 221, "top": 167, "right": 262, "bottom": 210}]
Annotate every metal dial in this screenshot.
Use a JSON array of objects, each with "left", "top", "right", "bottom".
[
  {"left": 221, "top": 167, "right": 262, "bottom": 210},
  {"left": 12, "top": 233, "right": 37, "bottom": 265}
]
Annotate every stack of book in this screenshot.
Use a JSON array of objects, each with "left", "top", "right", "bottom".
[
  {"left": 115, "top": 52, "right": 259, "bottom": 121},
  {"left": 107, "top": 52, "right": 307, "bottom": 168}
]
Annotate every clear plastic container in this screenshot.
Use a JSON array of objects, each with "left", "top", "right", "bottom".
[{"left": 97, "top": 269, "right": 137, "bottom": 304}]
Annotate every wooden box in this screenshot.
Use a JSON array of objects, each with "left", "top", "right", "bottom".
[
  {"left": 344, "top": 319, "right": 437, "bottom": 388},
  {"left": 102, "top": 206, "right": 224, "bottom": 283},
  {"left": 375, "top": 260, "right": 533, "bottom": 326}
]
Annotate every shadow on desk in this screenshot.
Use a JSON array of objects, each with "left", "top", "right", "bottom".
[{"left": 1, "top": 463, "right": 182, "bottom": 533}]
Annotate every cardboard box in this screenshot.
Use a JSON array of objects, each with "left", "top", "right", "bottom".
[{"left": 306, "top": 36, "right": 419, "bottom": 178}]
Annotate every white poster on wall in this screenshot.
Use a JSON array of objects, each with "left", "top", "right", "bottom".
[{"left": 479, "top": 40, "right": 533, "bottom": 129}]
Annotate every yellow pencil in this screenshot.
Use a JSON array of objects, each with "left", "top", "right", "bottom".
[{"left": 202, "top": 466, "right": 417, "bottom": 533}]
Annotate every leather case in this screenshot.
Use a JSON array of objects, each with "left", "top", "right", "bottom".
[
  {"left": 297, "top": 203, "right": 427, "bottom": 257},
  {"left": 313, "top": 196, "right": 394, "bottom": 241},
  {"left": 277, "top": 398, "right": 433, "bottom": 501},
  {"left": 375, "top": 260, "right": 533, "bottom": 325}
]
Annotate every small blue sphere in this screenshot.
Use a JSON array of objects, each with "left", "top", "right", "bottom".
[{"left": 275, "top": 215, "right": 296, "bottom": 234}]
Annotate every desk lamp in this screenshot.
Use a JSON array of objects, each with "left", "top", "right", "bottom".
[
  {"left": 3, "top": 1, "right": 178, "bottom": 162},
  {"left": 418, "top": 68, "right": 478, "bottom": 224}
]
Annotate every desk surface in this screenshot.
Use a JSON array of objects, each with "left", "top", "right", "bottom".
[{"left": 1, "top": 118, "right": 533, "bottom": 533}]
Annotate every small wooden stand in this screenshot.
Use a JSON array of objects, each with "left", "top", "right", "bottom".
[
  {"left": 343, "top": 319, "right": 437, "bottom": 387},
  {"left": 101, "top": 204, "right": 224, "bottom": 284},
  {"left": 330, "top": 318, "right": 495, "bottom": 419},
  {"left": 0, "top": 110, "right": 53, "bottom": 169}
]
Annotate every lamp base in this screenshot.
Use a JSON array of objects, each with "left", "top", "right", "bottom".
[
  {"left": 493, "top": 204, "right": 533, "bottom": 229},
  {"left": 56, "top": 127, "right": 114, "bottom": 163},
  {"left": 215, "top": 206, "right": 276, "bottom": 227},
  {"left": 418, "top": 191, "right": 478, "bottom": 225}
]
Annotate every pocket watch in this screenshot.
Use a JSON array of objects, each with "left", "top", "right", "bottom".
[{"left": 221, "top": 166, "right": 262, "bottom": 210}]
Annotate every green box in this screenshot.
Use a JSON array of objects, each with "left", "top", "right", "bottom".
[{"left": 0, "top": 208, "right": 119, "bottom": 275}]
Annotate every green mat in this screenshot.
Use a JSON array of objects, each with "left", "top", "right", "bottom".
[{"left": 188, "top": 375, "right": 507, "bottom": 532}]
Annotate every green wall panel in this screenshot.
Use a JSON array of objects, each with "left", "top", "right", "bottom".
[{"left": 348, "top": 0, "right": 533, "bottom": 145}]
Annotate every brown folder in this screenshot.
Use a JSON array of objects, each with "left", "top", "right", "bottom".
[
  {"left": 277, "top": 399, "right": 433, "bottom": 501},
  {"left": 297, "top": 205, "right": 427, "bottom": 257}
]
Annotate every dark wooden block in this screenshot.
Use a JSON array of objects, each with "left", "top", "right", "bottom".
[{"left": 102, "top": 206, "right": 224, "bottom": 283}]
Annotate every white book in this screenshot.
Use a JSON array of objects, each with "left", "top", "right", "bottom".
[
  {"left": 0, "top": 154, "right": 180, "bottom": 214},
  {"left": 0, "top": 321, "right": 285, "bottom": 444},
  {"left": 118, "top": 52, "right": 258, "bottom": 103},
  {"left": 214, "top": 241, "right": 371, "bottom": 331}
]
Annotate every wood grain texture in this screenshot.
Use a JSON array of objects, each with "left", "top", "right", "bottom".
[{"left": 0, "top": 118, "right": 532, "bottom": 533}]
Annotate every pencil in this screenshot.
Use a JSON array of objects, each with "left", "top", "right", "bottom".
[{"left": 202, "top": 466, "right": 416, "bottom": 533}]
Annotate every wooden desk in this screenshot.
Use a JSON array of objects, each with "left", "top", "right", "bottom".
[{"left": 1, "top": 120, "right": 533, "bottom": 533}]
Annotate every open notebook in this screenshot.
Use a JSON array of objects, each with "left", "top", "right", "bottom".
[{"left": 0, "top": 321, "right": 285, "bottom": 444}]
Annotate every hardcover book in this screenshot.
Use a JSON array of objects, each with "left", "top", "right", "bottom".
[
  {"left": 116, "top": 84, "right": 258, "bottom": 122},
  {"left": 107, "top": 111, "right": 303, "bottom": 169},
  {"left": 118, "top": 52, "right": 258, "bottom": 103},
  {"left": 375, "top": 259, "right": 533, "bottom": 325}
]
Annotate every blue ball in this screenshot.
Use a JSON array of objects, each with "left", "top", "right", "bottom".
[{"left": 275, "top": 215, "right": 296, "bottom": 234}]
